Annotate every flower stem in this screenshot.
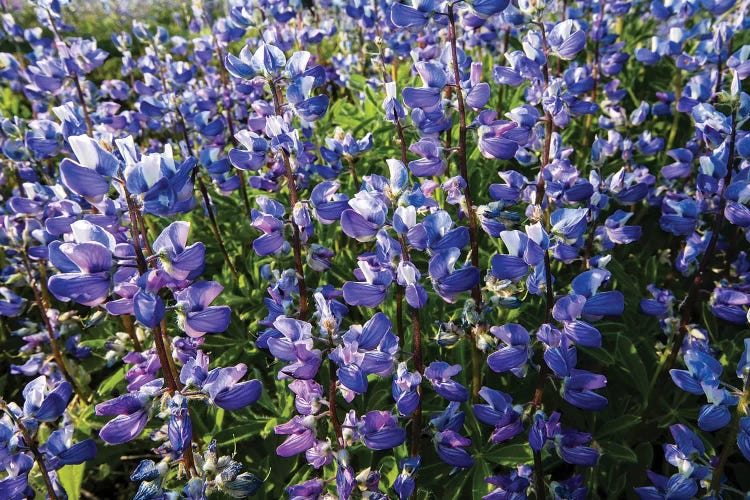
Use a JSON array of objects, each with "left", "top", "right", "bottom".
[
  {"left": 447, "top": 1, "right": 482, "bottom": 402},
  {"left": 205, "top": 15, "right": 252, "bottom": 215},
  {"left": 710, "top": 376, "right": 750, "bottom": 493},
  {"left": 0, "top": 401, "right": 59, "bottom": 500},
  {"left": 269, "top": 79, "right": 309, "bottom": 321},
  {"left": 665, "top": 107, "right": 737, "bottom": 373},
  {"left": 123, "top": 188, "right": 197, "bottom": 477},
  {"left": 20, "top": 253, "right": 85, "bottom": 401}
]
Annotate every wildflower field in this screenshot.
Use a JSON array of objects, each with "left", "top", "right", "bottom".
[{"left": 1, "top": 0, "right": 750, "bottom": 498}]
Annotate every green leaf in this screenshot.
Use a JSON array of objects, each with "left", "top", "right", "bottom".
[
  {"left": 472, "top": 458, "right": 492, "bottom": 499},
  {"left": 484, "top": 443, "right": 534, "bottom": 466},
  {"left": 601, "top": 441, "right": 638, "bottom": 463},
  {"left": 613, "top": 335, "right": 650, "bottom": 402},
  {"left": 58, "top": 463, "right": 85, "bottom": 500},
  {"left": 96, "top": 367, "right": 126, "bottom": 396},
  {"left": 596, "top": 414, "right": 642, "bottom": 439}
]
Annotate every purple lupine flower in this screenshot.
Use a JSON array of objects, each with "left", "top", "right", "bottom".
[
  {"left": 340, "top": 191, "right": 388, "bottom": 242},
  {"left": 151, "top": 221, "right": 206, "bottom": 281},
  {"left": 59, "top": 135, "right": 119, "bottom": 204},
  {"left": 342, "top": 257, "right": 393, "bottom": 308},
  {"left": 357, "top": 411, "right": 406, "bottom": 450},
  {"left": 473, "top": 387, "right": 524, "bottom": 444},
  {"left": 275, "top": 415, "right": 317, "bottom": 457},
  {"left": 266, "top": 316, "right": 322, "bottom": 380},
  {"left": 22, "top": 376, "right": 72, "bottom": 423},
  {"left": 392, "top": 362, "right": 422, "bottom": 416},
  {"left": 95, "top": 379, "right": 162, "bottom": 445},
  {"left": 487, "top": 324, "right": 531, "bottom": 376},
  {"left": 180, "top": 351, "right": 262, "bottom": 410},
  {"left": 434, "top": 429, "right": 474, "bottom": 468},
  {"left": 174, "top": 281, "right": 231, "bottom": 338},
  {"left": 428, "top": 248, "right": 480, "bottom": 303},
  {"left": 424, "top": 362, "right": 468, "bottom": 402},
  {"left": 547, "top": 20, "right": 586, "bottom": 60},
  {"left": 393, "top": 456, "right": 420, "bottom": 500}
]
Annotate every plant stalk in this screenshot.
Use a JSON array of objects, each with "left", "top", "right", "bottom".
[
  {"left": 447, "top": 1, "right": 482, "bottom": 402},
  {"left": 269, "top": 79, "right": 310, "bottom": 321}
]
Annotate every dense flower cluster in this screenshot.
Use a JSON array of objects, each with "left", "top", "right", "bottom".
[{"left": 0, "top": 0, "right": 749, "bottom": 498}]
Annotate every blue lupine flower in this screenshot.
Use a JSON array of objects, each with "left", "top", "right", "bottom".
[
  {"left": 40, "top": 424, "right": 96, "bottom": 468},
  {"left": 0, "top": 286, "right": 26, "bottom": 316},
  {"left": 174, "top": 281, "right": 231, "bottom": 338},
  {"left": 424, "top": 362, "right": 469, "bottom": 402},
  {"left": 48, "top": 223, "right": 114, "bottom": 307},
  {"left": 229, "top": 130, "right": 268, "bottom": 171},
  {"left": 357, "top": 411, "right": 406, "bottom": 450},
  {"left": 491, "top": 225, "right": 546, "bottom": 281},
  {"left": 342, "top": 258, "right": 393, "bottom": 307},
  {"left": 95, "top": 379, "right": 162, "bottom": 445},
  {"left": 274, "top": 415, "right": 316, "bottom": 458},
  {"left": 152, "top": 221, "right": 206, "bottom": 281},
  {"left": 266, "top": 316, "right": 322, "bottom": 380},
  {"left": 484, "top": 466, "right": 532, "bottom": 499},
  {"left": 22, "top": 376, "right": 72, "bottom": 423},
  {"left": 393, "top": 456, "right": 420, "bottom": 500},
  {"left": 547, "top": 20, "right": 586, "bottom": 60},
  {"left": 167, "top": 394, "right": 192, "bottom": 455},
  {"left": 392, "top": 362, "right": 422, "bottom": 416},
  {"left": 434, "top": 429, "right": 474, "bottom": 468},
  {"left": 428, "top": 248, "right": 480, "bottom": 303},
  {"left": 390, "top": 0, "right": 435, "bottom": 30},
  {"left": 635, "top": 471, "right": 699, "bottom": 500},
  {"left": 340, "top": 191, "right": 388, "bottom": 242},
  {"left": 121, "top": 138, "right": 196, "bottom": 217},
  {"left": 738, "top": 417, "right": 750, "bottom": 462},
  {"left": 330, "top": 313, "right": 398, "bottom": 399},
  {"left": 473, "top": 387, "right": 524, "bottom": 444},
  {"left": 58, "top": 135, "right": 119, "bottom": 203},
  {"left": 487, "top": 324, "right": 531, "bottom": 376}
]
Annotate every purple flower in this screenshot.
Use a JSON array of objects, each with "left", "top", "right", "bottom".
[
  {"left": 357, "top": 411, "right": 406, "bottom": 450},
  {"left": 152, "top": 221, "right": 206, "bottom": 281},
  {"left": 547, "top": 20, "right": 586, "bottom": 60},
  {"left": 428, "top": 248, "right": 480, "bottom": 303},
  {"left": 392, "top": 362, "right": 422, "bottom": 417},
  {"left": 275, "top": 415, "right": 316, "bottom": 458},
  {"left": 473, "top": 387, "right": 524, "bottom": 444},
  {"left": 487, "top": 324, "right": 531, "bottom": 376},
  {"left": 434, "top": 429, "right": 474, "bottom": 468},
  {"left": 95, "top": 379, "right": 162, "bottom": 445},
  {"left": 424, "top": 362, "right": 468, "bottom": 402},
  {"left": 174, "top": 281, "right": 231, "bottom": 338}
]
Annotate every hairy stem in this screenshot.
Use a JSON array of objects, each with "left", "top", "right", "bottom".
[
  {"left": 20, "top": 254, "right": 84, "bottom": 400},
  {"left": 447, "top": 2, "right": 482, "bottom": 402},
  {"left": 0, "top": 401, "right": 59, "bottom": 500},
  {"left": 123, "top": 188, "right": 197, "bottom": 476},
  {"left": 269, "top": 79, "right": 309, "bottom": 321}
]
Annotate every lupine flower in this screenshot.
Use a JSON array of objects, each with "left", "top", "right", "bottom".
[
  {"left": 174, "top": 281, "right": 231, "bottom": 338},
  {"left": 473, "top": 387, "right": 524, "bottom": 443},
  {"left": 357, "top": 411, "right": 406, "bottom": 450},
  {"left": 487, "top": 324, "right": 531, "bottom": 376},
  {"left": 424, "top": 362, "right": 468, "bottom": 402},
  {"left": 392, "top": 362, "right": 422, "bottom": 416}
]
